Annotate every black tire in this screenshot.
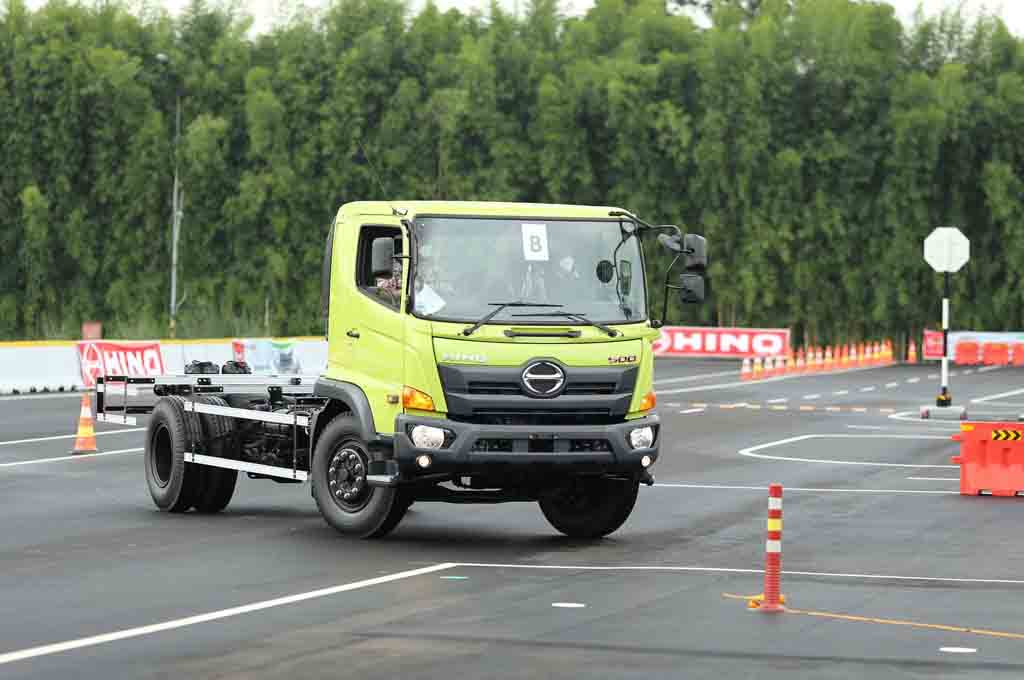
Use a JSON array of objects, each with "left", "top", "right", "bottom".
[
  {"left": 192, "top": 396, "right": 238, "bottom": 513},
  {"left": 539, "top": 475, "right": 640, "bottom": 539},
  {"left": 311, "top": 415, "right": 408, "bottom": 538},
  {"left": 145, "top": 396, "right": 203, "bottom": 512}
]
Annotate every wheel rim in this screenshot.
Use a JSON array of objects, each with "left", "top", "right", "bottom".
[
  {"left": 327, "top": 442, "right": 372, "bottom": 512},
  {"left": 151, "top": 424, "right": 173, "bottom": 488}
]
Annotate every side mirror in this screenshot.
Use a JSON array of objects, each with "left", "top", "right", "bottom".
[
  {"left": 678, "top": 273, "right": 705, "bottom": 304},
  {"left": 371, "top": 237, "right": 395, "bottom": 278},
  {"left": 683, "top": 234, "right": 707, "bottom": 271}
]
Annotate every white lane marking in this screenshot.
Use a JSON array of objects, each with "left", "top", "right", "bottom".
[
  {"left": 551, "top": 602, "right": 586, "bottom": 608},
  {"left": 454, "top": 562, "right": 1024, "bottom": 585},
  {"left": 803, "top": 394, "right": 821, "bottom": 400},
  {"left": 0, "top": 563, "right": 455, "bottom": 666},
  {"left": 860, "top": 386, "right": 876, "bottom": 392},
  {"left": 654, "top": 370, "right": 738, "bottom": 385},
  {"left": 833, "top": 390, "right": 849, "bottom": 396},
  {"left": 907, "top": 378, "right": 920, "bottom": 383},
  {"left": 0, "top": 392, "right": 85, "bottom": 401},
  {"left": 940, "top": 647, "right": 977, "bottom": 654},
  {"left": 950, "top": 371, "right": 959, "bottom": 377},
  {"left": 972, "top": 387, "right": 1024, "bottom": 404},
  {"left": 963, "top": 370, "right": 974, "bottom": 376},
  {"left": 656, "top": 365, "right": 889, "bottom": 395},
  {"left": 907, "top": 477, "right": 959, "bottom": 481},
  {"left": 767, "top": 398, "right": 788, "bottom": 404},
  {"left": 847, "top": 425, "right": 886, "bottom": 430},
  {"left": 665, "top": 402, "right": 681, "bottom": 408},
  {"left": 885, "top": 382, "right": 900, "bottom": 388},
  {"left": 0, "top": 428, "right": 145, "bottom": 447},
  {"left": 0, "top": 448, "right": 143, "bottom": 468},
  {"left": 652, "top": 482, "right": 957, "bottom": 495},
  {"left": 979, "top": 366, "right": 1002, "bottom": 373},
  {"left": 738, "top": 434, "right": 957, "bottom": 468},
  {"left": 928, "top": 374, "right": 938, "bottom": 379},
  {"left": 679, "top": 408, "right": 706, "bottom": 414}
]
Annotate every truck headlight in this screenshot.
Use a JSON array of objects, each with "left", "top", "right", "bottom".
[
  {"left": 410, "top": 425, "right": 446, "bottom": 449},
  {"left": 629, "top": 426, "right": 655, "bottom": 450}
]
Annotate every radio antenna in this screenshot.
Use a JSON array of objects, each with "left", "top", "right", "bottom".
[{"left": 356, "top": 137, "right": 406, "bottom": 217}]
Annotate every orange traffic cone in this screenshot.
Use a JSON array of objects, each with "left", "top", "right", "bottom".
[
  {"left": 908, "top": 339, "right": 918, "bottom": 364},
  {"left": 795, "top": 349, "right": 806, "bottom": 373},
  {"left": 753, "top": 357, "right": 764, "bottom": 380},
  {"left": 824, "top": 346, "right": 834, "bottom": 372},
  {"left": 741, "top": 357, "right": 753, "bottom": 381},
  {"left": 73, "top": 393, "right": 98, "bottom": 453},
  {"left": 786, "top": 354, "right": 796, "bottom": 375}
]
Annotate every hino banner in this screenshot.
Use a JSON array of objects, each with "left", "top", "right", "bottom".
[
  {"left": 652, "top": 327, "right": 790, "bottom": 358},
  {"left": 77, "top": 340, "right": 166, "bottom": 387}
]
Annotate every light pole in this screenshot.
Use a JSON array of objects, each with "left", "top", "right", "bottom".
[{"left": 156, "top": 53, "right": 183, "bottom": 338}]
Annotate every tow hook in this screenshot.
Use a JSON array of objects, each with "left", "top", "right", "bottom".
[{"left": 640, "top": 470, "right": 654, "bottom": 486}]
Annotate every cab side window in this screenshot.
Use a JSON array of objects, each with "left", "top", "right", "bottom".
[{"left": 355, "top": 226, "right": 403, "bottom": 311}]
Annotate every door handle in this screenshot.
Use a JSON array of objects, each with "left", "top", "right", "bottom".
[{"left": 346, "top": 329, "right": 360, "bottom": 339}]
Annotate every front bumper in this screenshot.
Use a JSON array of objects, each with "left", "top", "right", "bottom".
[{"left": 376, "top": 413, "right": 659, "bottom": 482}]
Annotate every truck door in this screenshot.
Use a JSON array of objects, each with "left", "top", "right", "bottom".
[{"left": 347, "top": 224, "right": 407, "bottom": 434}]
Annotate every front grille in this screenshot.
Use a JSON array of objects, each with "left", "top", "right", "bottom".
[
  {"left": 564, "top": 382, "right": 616, "bottom": 395},
  {"left": 452, "top": 409, "right": 615, "bottom": 426},
  {"left": 467, "top": 381, "right": 519, "bottom": 395},
  {"left": 467, "top": 380, "right": 617, "bottom": 396},
  {"left": 439, "top": 362, "right": 638, "bottom": 426}
]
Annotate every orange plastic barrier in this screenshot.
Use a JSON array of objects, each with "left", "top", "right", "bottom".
[
  {"left": 1014, "top": 343, "right": 1024, "bottom": 367},
  {"left": 954, "top": 341, "right": 980, "bottom": 365},
  {"left": 951, "top": 422, "right": 1024, "bottom": 497},
  {"left": 982, "top": 342, "right": 1010, "bottom": 366}
]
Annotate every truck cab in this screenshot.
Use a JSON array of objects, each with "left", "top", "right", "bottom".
[{"left": 313, "top": 201, "right": 706, "bottom": 537}]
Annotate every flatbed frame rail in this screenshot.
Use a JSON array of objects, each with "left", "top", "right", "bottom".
[{"left": 94, "top": 374, "right": 323, "bottom": 481}]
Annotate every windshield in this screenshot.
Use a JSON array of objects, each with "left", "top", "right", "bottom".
[{"left": 410, "top": 217, "right": 646, "bottom": 325}]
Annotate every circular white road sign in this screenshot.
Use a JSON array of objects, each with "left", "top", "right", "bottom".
[{"left": 924, "top": 227, "right": 970, "bottom": 273}]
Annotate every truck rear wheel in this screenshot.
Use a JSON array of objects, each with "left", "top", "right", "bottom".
[
  {"left": 311, "top": 415, "right": 408, "bottom": 538},
  {"left": 145, "top": 396, "right": 203, "bottom": 512},
  {"left": 192, "top": 396, "right": 238, "bottom": 513},
  {"left": 539, "top": 475, "right": 640, "bottom": 539}
]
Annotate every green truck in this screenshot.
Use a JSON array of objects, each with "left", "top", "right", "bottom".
[{"left": 95, "top": 201, "right": 706, "bottom": 538}]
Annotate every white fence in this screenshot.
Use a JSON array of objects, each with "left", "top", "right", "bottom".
[{"left": 0, "top": 338, "right": 329, "bottom": 394}]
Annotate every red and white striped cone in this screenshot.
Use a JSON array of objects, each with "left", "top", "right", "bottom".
[{"left": 749, "top": 483, "right": 786, "bottom": 612}]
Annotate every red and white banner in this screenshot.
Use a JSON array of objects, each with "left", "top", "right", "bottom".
[
  {"left": 923, "top": 330, "right": 944, "bottom": 361},
  {"left": 77, "top": 341, "right": 165, "bottom": 388},
  {"left": 653, "top": 326, "right": 790, "bottom": 358}
]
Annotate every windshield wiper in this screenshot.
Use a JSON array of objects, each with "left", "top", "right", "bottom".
[
  {"left": 462, "top": 301, "right": 563, "bottom": 336},
  {"left": 511, "top": 311, "right": 620, "bottom": 337}
]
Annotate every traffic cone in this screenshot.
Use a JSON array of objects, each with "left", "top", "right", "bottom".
[
  {"left": 908, "top": 339, "right": 918, "bottom": 364},
  {"left": 753, "top": 357, "right": 764, "bottom": 380},
  {"left": 824, "top": 346, "right": 834, "bottom": 372},
  {"left": 741, "top": 357, "right": 753, "bottom": 381},
  {"left": 839, "top": 344, "right": 849, "bottom": 368},
  {"left": 857, "top": 343, "right": 866, "bottom": 367},
  {"left": 786, "top": 354, "right": 796, "bottom": 375},
  {"left": 813, "top": 347, "right": 824, "bottom": 373},
  {"left": 73, "top": 393, "right": 98, "bottom": 454},
  {"left": 873, "top": 341, "right": 883, "bottom": 366}
]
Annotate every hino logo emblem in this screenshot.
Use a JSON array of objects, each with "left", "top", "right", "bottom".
[{"left": 521, "top": 361, "right": 565, "bottom": 397}]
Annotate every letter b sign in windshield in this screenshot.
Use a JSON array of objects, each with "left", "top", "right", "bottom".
[{"left": 521, "top": 223, "right": 550, "bottom": 261}]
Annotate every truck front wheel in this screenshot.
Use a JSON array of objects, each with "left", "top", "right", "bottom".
[
  {"left": 539, "top": 475, "right": 640, "bottom": 539},
  {"left": 311, "top": 415, "right": 409, "bottom": 538}
]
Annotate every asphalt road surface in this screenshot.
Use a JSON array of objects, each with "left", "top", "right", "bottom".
[{"left": 3, "top": 359, "right": 1024, "bottom": 678}]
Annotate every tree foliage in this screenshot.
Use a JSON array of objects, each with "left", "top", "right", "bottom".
[{"left": 0, "top": 0, "right": 1020, "bottom": 343}]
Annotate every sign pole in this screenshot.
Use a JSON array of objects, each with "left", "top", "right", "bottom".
[
  {"left": 921, "top": 226, "right": 969, "bottom": 419},
  {"left": 938, "top": 271, "right": 951, "bottom": 406}
]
